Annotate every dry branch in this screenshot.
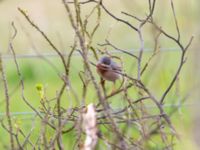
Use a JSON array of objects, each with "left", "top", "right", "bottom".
[
  {"left": 0, "top": 0, "right": 194, "bottom": 149},
  {"left": 81, "top": 104, "right": 98, "bottom": 150}
]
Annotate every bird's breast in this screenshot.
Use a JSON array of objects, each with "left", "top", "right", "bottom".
[{"left": 96, "top": 64, "right": 120, "bottom": 82}]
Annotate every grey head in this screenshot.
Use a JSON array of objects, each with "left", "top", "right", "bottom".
[{"left": 100, "top": 56, "right": 111, "bottom": 65}]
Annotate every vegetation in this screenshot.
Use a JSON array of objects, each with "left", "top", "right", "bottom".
[{"left": 0, "top": 0, "right": 199, "bottom": 149}]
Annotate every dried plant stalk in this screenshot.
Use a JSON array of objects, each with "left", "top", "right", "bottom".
[{"left": 81, "top": 103, "right": 98, "bottom": 150}]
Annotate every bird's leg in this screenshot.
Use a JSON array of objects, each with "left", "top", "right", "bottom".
[
  {"left": 111, "top": 81, "right": 116, "bottom": 94},
  {"left": 100, "top": 77, "right": 105, "bottom": 88},
  {"left": 100, "top": 78, "right": 106, "bottom": 96}
]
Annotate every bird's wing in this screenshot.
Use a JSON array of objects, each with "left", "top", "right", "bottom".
[
  {"left": 110, "top": 62, "right": 122, "bottom": 72},
  {"left": 97, "top": 63, "right": 111, "bottom": 70}
]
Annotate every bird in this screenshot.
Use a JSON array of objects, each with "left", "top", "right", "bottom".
[{"left": 96, "top": 56, "right": 121, "bottom": 92}]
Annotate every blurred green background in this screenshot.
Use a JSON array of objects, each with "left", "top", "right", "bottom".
[{"left": 0, "top": 0, "right": 200, "bottom": 149}]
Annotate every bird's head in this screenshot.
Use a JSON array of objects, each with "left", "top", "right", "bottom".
[{"left": 99, "top": 56, "right": 111, "bottom": 65}]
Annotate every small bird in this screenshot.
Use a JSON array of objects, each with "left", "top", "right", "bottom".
[{"left": 96, "top": 56, "right": 121, "bottom": 83}]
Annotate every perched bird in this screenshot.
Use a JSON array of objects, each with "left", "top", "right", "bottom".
[{"left": 96, "top": 56, "right": 121, "bottom": 83}]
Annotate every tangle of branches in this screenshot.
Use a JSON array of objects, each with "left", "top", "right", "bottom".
[{"left": 0, "top": 0, "right": 193, "bottom": 150}]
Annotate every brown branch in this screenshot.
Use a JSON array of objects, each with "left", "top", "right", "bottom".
[
  {"left": 140, "top": 31, "right": 161, "bottom": 76},
  {"left": 160, "top": 37, "right": 194, "bottom": 104},
  {"left": 99, "top": 1, "right": 138, "bottom": 32},
  {"left": 0, "top": 55, "right": 15, "bottom": 149},
  {"left": 170, "top": 0, "right": 180, "bottom": 40},
  {"left": 18, "top": 8, "right": 69, "bottom": 77},
  {"left": 62, "top": 1, "right": 129, "bottom": 149},
  {"left": 9, "top": 22, "right": 57, "bottom": 132},
  {"left": 56, "top": 83, "right": 66, "bottom": 150},
  {"left": 98, "top": 40, "right": 139, "bottom": 60}
]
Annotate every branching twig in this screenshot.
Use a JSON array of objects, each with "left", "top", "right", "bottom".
[
  {"left": 0, "top": 0, "right": 194, "bottom": 149},
  {"left": 0, "top": 55, "right": 15, "bottom": 149}
]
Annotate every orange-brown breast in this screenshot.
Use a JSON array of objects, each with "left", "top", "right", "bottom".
[{"left": 96, "top": 63, "right": 109, "bottom": 77}]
